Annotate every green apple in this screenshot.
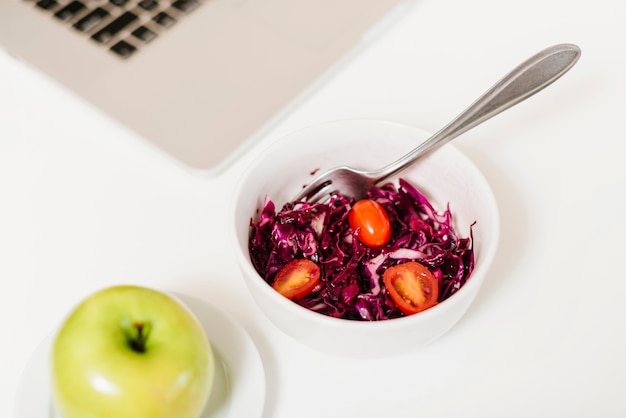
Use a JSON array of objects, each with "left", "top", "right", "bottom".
[{"left": 50, "top": 285, "right": 215, "bottom": 418}]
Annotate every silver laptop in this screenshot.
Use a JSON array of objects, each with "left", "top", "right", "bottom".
[{"left": 0, "top": 0, "right": 410, "bottom": 172}]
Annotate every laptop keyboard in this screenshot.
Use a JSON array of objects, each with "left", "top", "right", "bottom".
[{"left": 27, "top": 0, "right": 203, "bottom": 59}]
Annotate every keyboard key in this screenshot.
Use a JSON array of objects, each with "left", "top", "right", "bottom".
[
  {"left": 152, "top": 11, "right": 176, "bottom": 28},
  {"left": 132, "top": 26, "right": 157, "bottom": 43},
  {"left": 110, "top": 40, "right": 136, "bottom": 58},
  {"left": 29, "top": 0, "right": 205, "bottom": 59},
  {"left": 54, "top": 0, "right": 85, "bottom": 22},
  {"left": 35, "top": 0, "right": 58, "bottom": 10},
  {"left": 172, "top": 0, "right": 199, "bottom": 13},
  {"left": 138, "top": 0, "right": 158, "bottom": 10},
  {"left": 91, "top": 11, "right": 138, "bottom": 44},
  {"left": 73, "top": 7, "right": 109, "bottom": 32}
]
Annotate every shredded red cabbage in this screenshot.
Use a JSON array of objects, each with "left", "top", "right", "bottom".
[{"left": 248, "top": 178, "right": 474, "bottom": 321}]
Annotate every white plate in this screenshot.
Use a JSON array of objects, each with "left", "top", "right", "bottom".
[{"left": 14, "top": 293, "right": 266, "bottom": 418}]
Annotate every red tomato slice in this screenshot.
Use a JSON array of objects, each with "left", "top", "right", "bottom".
[
  {"left": 272, "top": 259, "right": 321, "bottom": 300},
  {"left": 383, "top": 261, "right": 439, "bottom": 315},
  {"left": 348, "top": 199, "right": 391, "bottom": 247}
]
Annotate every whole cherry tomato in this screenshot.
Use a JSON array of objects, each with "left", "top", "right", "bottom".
[
  {"left": 383, "top": 261, "right": 439, "bottom": 315},
  {"left": 272, "top": 259, "right": 321, "bottom": 300},
  {"left": 348, "top": 199, "right": 391, "bottom": 247}
]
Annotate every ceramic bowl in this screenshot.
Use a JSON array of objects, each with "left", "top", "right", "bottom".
[{"left": 231, "top": 119, "right": 500, "bottom": 357}]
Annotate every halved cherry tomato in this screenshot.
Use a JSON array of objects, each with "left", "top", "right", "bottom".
[
  {"left": 348, "top": 199, "right": 391, "bottom": 247},
  {"left": 383, "top": 261, "right": 439, "bottom": 315},
  {"left": 272, "top": 259, "right": 321, "bottom": 300}
]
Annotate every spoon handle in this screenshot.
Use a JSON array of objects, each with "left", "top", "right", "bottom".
[{"left": 374, "top": 43, "right": 581, "bottom": 180}]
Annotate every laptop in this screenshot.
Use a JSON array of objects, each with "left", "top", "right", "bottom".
[{"left": 0, "top": 0, "right": 410, "bottom": 172}]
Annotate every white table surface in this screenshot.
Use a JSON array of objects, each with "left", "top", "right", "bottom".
[{"left": 2, "top": 0, "right": 625, "bottom": 417}]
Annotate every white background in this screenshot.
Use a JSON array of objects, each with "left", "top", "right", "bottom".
[{"left": 1, "top": 0, "right": 625, "bottom": 416}]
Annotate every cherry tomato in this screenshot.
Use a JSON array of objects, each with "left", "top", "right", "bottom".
[
  {"left": 348, "top": 199, "right": 391, "bottom": 247},
  {"left": 272, "top": 259, "right": 321, "bottom": 300},
  {"left": 383, "top": 261, "right": 439, "bottom": 315}
]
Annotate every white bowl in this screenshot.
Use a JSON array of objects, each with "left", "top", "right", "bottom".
[{"left": 231, "top": 119, "right": 500, "bottom": 358}]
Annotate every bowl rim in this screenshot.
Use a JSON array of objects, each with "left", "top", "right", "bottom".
[{"left": 230, "top": 118, "right": 501, "bottom": 329}]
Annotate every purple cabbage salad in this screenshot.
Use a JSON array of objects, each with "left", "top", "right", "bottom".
[{"left": 248, "top": 178, "right": 475, "bottom": 321}]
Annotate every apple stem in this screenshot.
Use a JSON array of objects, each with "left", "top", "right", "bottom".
[{"left": 127, "top": 321, "right": 151, "bottom": 353}]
